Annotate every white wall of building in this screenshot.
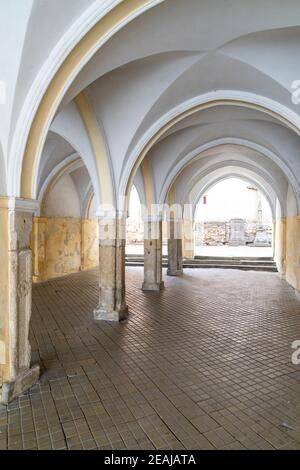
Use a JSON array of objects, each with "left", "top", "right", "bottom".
[
  {"left": 44, "top": 173, "right": 81, "bottom": 218},
  {"left": 195, "top": 178, "right": 272, "bottom": 222}
]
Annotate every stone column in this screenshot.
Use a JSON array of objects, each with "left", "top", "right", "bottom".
[
  {"left": 274, "top": 217, "right": 286, "bottom": 278},
  {"left": 143, "top": 216, "right": 164, "bottom": 291},
  {"left": 182, "top": 218, "right": 195, "bottom": 259},
  {"left": 0, "top": 198, "right": 40, "bottom": 404},
  {"left": 167, "top": 218, "right": 183, "bottom": 276},
  {"left": 94, "top": 211, "right": 128, "bottom": 322},
  {"left": 272, "top": 219, "right": 276, "bottom": 258}
]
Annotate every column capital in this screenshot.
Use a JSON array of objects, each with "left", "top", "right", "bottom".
[{"left": 0, "top": 197, "right": 39, "bottom": 214}]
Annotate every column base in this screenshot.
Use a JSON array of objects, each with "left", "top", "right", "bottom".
[
  {"left": 0, "top": 364, "right": 40, "bottom": 405},
  {"left": 142, "top": 281, "right": 164, "bottom": 292},
  {"left": 93, "top": 306, "right": 128, "bottom": 322},
  {"left": 167, "top": 269, "right": 183, "bottom": 277}
]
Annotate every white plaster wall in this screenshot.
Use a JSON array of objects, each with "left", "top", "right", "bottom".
[
  {"left": 287, "top": 183, "right": 298, "bottom": 217},
  {"left": 195, "top": 179, "right": 272, "bottom": 222},
  {"left": 0, "top": 141, "right": 6, "bottom": 195},
  {"left": 37, "top": 134, "right": 75, "bottom": 196},
  {"left": 87, "top": 193, "right": 97, "bottom": 219},
  {"left": 44, "top": 173, "right": 81, "bottom": 218},
  {"left": 9, "top": 0, "right": 96, "bottom": 138},
  {"left": 50, "top": 103, "right": 101, "bottom": 205},
  {"left": 0, "top": 0, "right": 33, "bottom": 157}
]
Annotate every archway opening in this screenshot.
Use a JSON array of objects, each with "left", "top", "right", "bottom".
[
  {"left": 32, "top": 158, "right": 99, "bottom": 282},
  {"left": 194, "top": 177, "right": 273, "bottom": 258},
  {"left": 126, "top": 185, "right": 143, "bottom": 255}
]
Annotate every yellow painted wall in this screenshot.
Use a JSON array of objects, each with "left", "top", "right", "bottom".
[
  {"left": 81, "top": 219, "right": 99, "bottom": 271},
  {"left": 0, "top": 202, "right": 9, "bottom": 384},
  {"left": 32, "top": 217, "right": 98, "bottom": 282},
  {"left": 285, "top": 215, "right": 300, "bottom": 292},
  {"left": 274, "top": 215, "right": 300, "bottom": 294},
  {"left": 274, "top": 217, "right": 286, "bottom": 277}
]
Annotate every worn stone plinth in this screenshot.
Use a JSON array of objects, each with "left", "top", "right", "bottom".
[
  {"left": 94, "top": 305, "right": 128, "bottom": 322},
  {"left": 94, "top": 215, "right": 128, "bottom": 322},
  {"left": 229, "top": 218, "right": 246, "bottom": 246},
  {"left": 167, "top": 219, "right": 183, "bottom": 276},
  {"left": 0, "top": 365, "right": 40, "bottom": 405},
  {"left": 143, "top": 219, "right": 164, "bottom": 291},
  {"left": 142, "top": 279, "right": 165, "bottom": 292}
]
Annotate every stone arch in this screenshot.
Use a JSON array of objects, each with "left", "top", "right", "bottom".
[
  {"left": 158, "top": 139, "right": 297, "bottom": 213},
  {"left": 0, "top": 140, "right": 6, "bottom": 195},
  {"left": 9, "top": 0, "right": 161, "bottom": 201},
  {"left": 121, "top": 94, "right": 300, "bottom": 206},
  {"left": 191, "top": 173, "right": 276, "bottom": 220}
]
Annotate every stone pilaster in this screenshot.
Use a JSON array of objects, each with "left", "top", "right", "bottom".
[
  {"left": 94, "top": 212, "right": 128, "bottom": 322},
  {"left": 31, "top": 217, "right": 47, "bottom": 282},
  {"left": 0, "top": 198, "right": 40, "bottom": 404},
  {"left": 143, "top": 217, "right": 164, "bottom": 291},
  {"left": 167, "top": 218, "right": 183, "bottom": 276}
]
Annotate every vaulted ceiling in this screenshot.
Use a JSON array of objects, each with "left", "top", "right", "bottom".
[{"left": 1, "top": 0, "right": 300, "bottom": 215}]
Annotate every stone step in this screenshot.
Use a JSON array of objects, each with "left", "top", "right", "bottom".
[
  {"left": 126, "top": 254, "right": 274, "bottom": 261},
  {"left": 125, "top": 256, "right": 277, "bottom": 272},
  {"left": 194, "top": 256, "right": 273, "bottom": 261},
  {"left": 185, "top": 259, "right": 276, "bottom": 266},
  {"left": 126, "top": 256, "right": 276, "bottom": 264},
  {"left": 182, "top": 264, "right": 278, "bottom": 272}
]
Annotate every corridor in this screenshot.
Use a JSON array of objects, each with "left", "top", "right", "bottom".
[{"left": 0, "top": 268, "right": 300, "bottom": 450}]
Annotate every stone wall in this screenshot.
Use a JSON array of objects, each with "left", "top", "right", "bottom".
[{"left": 195, "top": 221, "right": 272, "bottom": 246}]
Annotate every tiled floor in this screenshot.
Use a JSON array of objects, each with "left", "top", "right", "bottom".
[{"left": 1, "top": 267, "right": 300, "bottom": 450}]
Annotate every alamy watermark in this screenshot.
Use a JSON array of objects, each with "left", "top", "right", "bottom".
[
  {"left": 97, "top": 202, "right": 193, "bottom": 241},
  {"left": 291, "top": 340, "right": 300, "bottom": 365}
]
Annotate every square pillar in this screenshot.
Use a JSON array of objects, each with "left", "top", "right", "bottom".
[
  {"left": 167, "top": 218, "right": 183, "bottom": 276},
  {"left": 143, "top": 216, "right": 164, "bottom": 291},
  {"left": 94, "top": 211, "right": 128, "bottom": 322},
  {"left": 182, "top": 218, "right": 195, "bottom": 259},
  {"left": 0, "top": 198, "right": 40, "bottom": 404}
]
